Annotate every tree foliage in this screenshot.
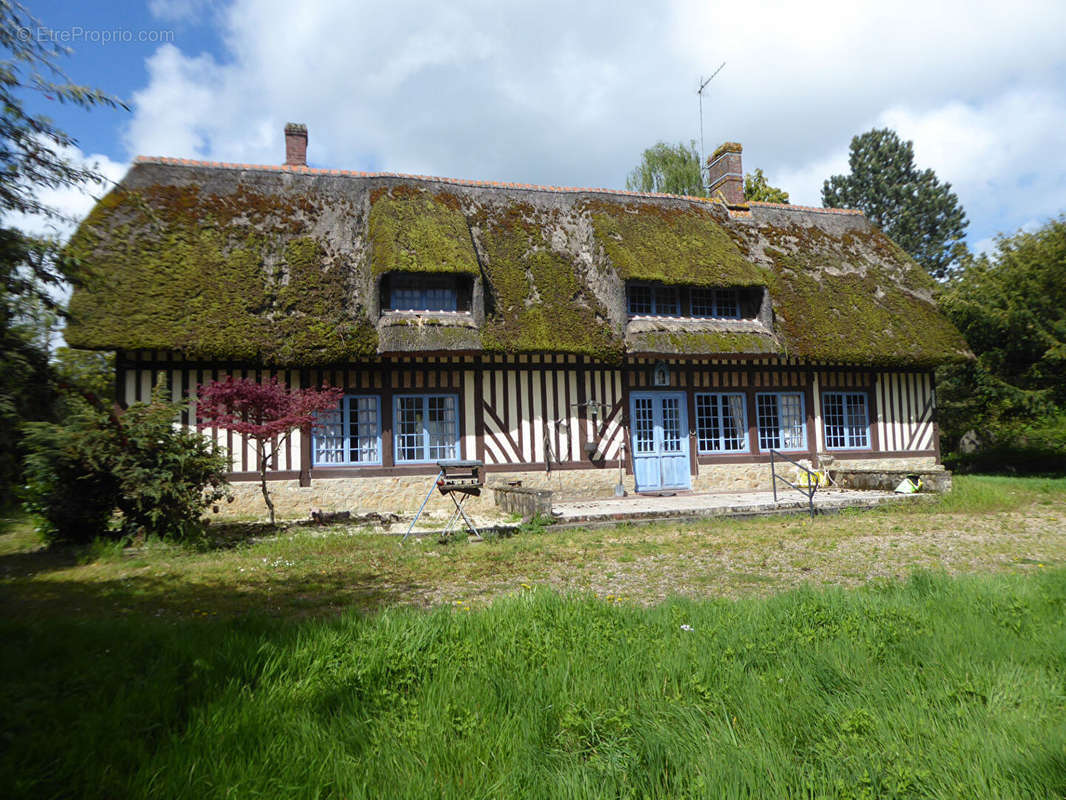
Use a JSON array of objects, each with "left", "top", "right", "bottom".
[
  {"left": 625, "top": 141, "right": 706, "bottom": 197},
  {"left": 937, "top": 216, "right": 1066, "bottom": 471},
  {"left": 744, "top": 169, "right": 789, "bottom": 204},
  {"left": 197, "top": 378, "right": 343, "bottom": 524},
  {"left": 0, "top": 2, "right": 125, "bottom": 504},
  {"left": 822, "top": 128, "right": 968, "bottom": 279}
]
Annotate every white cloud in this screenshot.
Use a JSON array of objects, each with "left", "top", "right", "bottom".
[
  {"left": 118, "top": 0, "right": 1066, "bottom": 246},
  {"left": 877, "top": 92, "right": 1066, "bottom": 238}
]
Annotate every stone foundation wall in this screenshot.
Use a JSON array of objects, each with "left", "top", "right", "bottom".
[
  {"left": 823, "top": 455, "right": 941, "bottom": 472},
  {"left": 217, "top": 469, "right": 634, "bottom": 521},
  {"left": 214, "top": 454, "right": 946, "bottom": 521}
]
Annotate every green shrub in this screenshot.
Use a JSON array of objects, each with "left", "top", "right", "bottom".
[
  {"left": 21, "top": 392, "right": 230, "bottom": 545},
  {"left": 21, "top": 417, "right": 118, "bottom": 543},
  {"left": 944, "top": 414, "right": 1066, "bottom": 475}
]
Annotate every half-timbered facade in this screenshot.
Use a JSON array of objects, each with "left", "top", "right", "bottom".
[{"left": 67, "top": 129, "right": 969, "bottom": 517}]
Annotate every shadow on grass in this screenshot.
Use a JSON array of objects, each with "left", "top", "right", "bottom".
[
  {"left": 0, "top": 545, "right": 83, "bottom": 575},
  {"left": 0, "top": 517, "right": 370, "bottom": 577},
  {"left": 0, "top": 563, "right": 432, "bottom": 619}
]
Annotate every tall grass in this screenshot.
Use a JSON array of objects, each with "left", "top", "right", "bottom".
[{"left": 3, "top": 569, "right": 1066, "bottom": 798}]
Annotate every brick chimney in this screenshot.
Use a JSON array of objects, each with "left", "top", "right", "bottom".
[
  {"left": 706, "top": 141, "right": 744, "bottom": 204},
  {"left": 284, "top": 122, "right": 307, "bottom": 167}
]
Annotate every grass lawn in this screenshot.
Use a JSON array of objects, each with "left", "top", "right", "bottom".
[{"left": 2, "top": 475, "right": 1065, "bottom": 798}]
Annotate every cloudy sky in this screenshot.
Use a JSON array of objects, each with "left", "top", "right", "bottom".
[{"left": 12, "top": 0, "right": 1066, "bottom": 253}]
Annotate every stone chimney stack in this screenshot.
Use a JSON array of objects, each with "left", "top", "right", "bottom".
[
  {"left": 706, "top": 142, "right": 744, "bottom": 204},
  {"left": 284, "top": 123, "right": 308, "bottom": 167}
]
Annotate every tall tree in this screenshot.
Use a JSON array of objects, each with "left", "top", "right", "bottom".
[
  {"left": 0, "top": 1, "right": 124, "bottom": 504},
  {"left": 744, "top": 168, "right": 789, "bottom": 204},
  {"left": 822, "top": 128, "right": 968, "bottom": 279},
  {"left": 626, "top": 141, "right": 706, "bottom": 197}
]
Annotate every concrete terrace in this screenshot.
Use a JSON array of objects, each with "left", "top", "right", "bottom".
[
  {"left": 548, "top": 488, "right": 927, "bottom": 527},
  {"left": 387, "top": 488, "right": 930, "bottom": 538}
]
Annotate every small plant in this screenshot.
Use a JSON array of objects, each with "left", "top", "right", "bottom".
[{"left": 518, "top": 513, "right": 554, "bottom": 535}]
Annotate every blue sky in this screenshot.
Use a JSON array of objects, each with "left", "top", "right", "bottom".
[{"left": 9, "top": 0, "right": 1066, "bottom": 254}]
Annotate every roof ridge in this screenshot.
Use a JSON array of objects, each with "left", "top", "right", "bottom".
[
  {"left": 132, "top": 156, "right": 865, "bottom": 216},
  {"left": 130, "top": 155, "right": 719, "bottom": 207},
  {"left": 746, "top": 200, "right": 863, "bottom": 216}
]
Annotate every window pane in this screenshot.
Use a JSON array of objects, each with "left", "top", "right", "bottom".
[
  {"left": 314, "top": 403, "right": 344, "bottom": 464},
  {"left": 634, "top": 397, "right": 655, "bottom": 454},
  {"left": 690, "top": 288, "right": 715, "bottom": 317},
  {"left": 724, "top": 394, "right": 746, "bottom": 450},
  {"left": 628, "top": 285, "right": 652, "bottom": 315},
  {"left": 715, "top": 289, "right": 739, "bottom": 318},
  {"left": 823, "top": 393, "right": 847, "bottom": 449},
  {"left": 779, "top": 393, "right": 805, "bottom": 449},
  {"left": 427, "top": 396, "right": 457, "bottom": 460},
  {"left": 696, "top": 394, "right": 719, "bottom": 452},
  {"left": 349, "top": 397, "right": 379, "bottom": 463},
  {"left": 396, "top": 397, "right": 424, "bottom": 461},
  {"left": 661, "top": 397, "right": 682, "bottom": 453},
  {"left": 655, "top": 286, "right": 679, "bottom": 316},
  {"left": 845, "top": 394, "right": 869, "bottom": 448},
  {"left": 757, "top": 395, "right": 780, "bottom": 450}
]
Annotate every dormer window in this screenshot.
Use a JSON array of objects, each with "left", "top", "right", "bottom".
[
  {"left": 626, "top": 282, "right": 744, "bottom": 319},
  {"left": 381, "top": 273, "right": 472, "bottom": 313}
]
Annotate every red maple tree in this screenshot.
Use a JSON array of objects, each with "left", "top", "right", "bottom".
[{"left": 197, "top": 377, "right": 343, "bottom": 524}]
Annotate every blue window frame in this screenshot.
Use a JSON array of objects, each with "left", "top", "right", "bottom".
[
  {"left": 822, "top": 392, "right": 870, "bottom": 449},
  {"left": 387, "top": 274, "right": 459, "bottom": 312},
  {"left": 628, "top": 283, "right": 743, "bottom": 318},
  {"left": 312, "top": 395, "right": 382, "bottom": 466},
  {"left": 756, "top": 392, "right": 806, "bottom": 451},
  {"left": 394, "top": 394, "right": 460, "bottom": 463},
  {"left": 690, "top": 288, "right": 740, "bottom": 318},
  {"left": 627, "top": 283, "right": 679, "bottom": 316},
  {"left": 695, "top": 392, "right": 749, "bottom": 453}
]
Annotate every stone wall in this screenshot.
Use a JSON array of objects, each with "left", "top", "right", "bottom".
[
  {"left": 216, "top": 469, "right": 631, "bottom": 521},
  {"left": 491, "top": 485, "right": 553, "bottom": 517},
  {"left": 214, "top": 454, "right": 947, "bottom": 521}
]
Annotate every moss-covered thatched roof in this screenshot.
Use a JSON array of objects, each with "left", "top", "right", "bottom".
[{"left": 65, "top": 158, "right": 970, "bottom": 367}]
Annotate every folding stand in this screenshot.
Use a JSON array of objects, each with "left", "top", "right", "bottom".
[
  {"left": 437, "top": 482, "right": 481, "bottom": 540},
  {"left": 403, "top": 460, "right": 484, "bottom": 541}
]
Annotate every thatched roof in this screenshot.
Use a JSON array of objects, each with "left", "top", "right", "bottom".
[{"left": 65, "top": 158, "right": 970, "bottom": 367}]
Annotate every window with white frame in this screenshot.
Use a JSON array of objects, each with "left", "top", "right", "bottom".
[
  {"left": 312, "top": 396, "right": 381, "bottom": 465},
  {"left": 756, "top": 392, "right": 806, "bottom": 451},
  {"left": 695, "top": 393, "right": 748, "bottom": 452},
  {"left": 822, "top": 392, "right": 870, "bottom": 449},
  {"left": 394, "top": 394, "right": 460, "bottom": 463}
]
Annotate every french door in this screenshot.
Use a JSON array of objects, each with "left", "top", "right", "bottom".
[{"left": 630, "top": 392, "right": 691, "bottom": 491}]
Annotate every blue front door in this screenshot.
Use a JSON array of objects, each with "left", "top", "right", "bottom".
[{"left": 630, "top": 392, "right": 691, "bottom": 491}]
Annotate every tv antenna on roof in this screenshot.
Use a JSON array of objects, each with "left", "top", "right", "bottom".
[{"left": 697, "top": 62, "right": 726, "bottom": 186}]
